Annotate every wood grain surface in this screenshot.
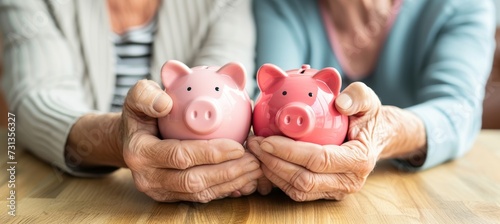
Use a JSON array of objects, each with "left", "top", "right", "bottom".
[{"left": 1, "top": 130, "right": 499, "bottom": 223}]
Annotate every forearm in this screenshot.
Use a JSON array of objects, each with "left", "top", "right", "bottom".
[
  {"left": 66, "top": 113, "right": 125, "bottom": 169},
  {"left": 379, "top": 106, "right": 427, "bottom": 166}
]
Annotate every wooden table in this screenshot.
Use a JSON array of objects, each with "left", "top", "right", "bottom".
[{"left": 1, "top": 130, "right": 499, "bottom": 223}]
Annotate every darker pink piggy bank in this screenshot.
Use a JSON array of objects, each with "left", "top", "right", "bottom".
[
  {"left": 253, "top": 64, "right": 348, "bottom": 145},
  {"left": 158, "top": 60, "right": 252, "bottom": 144}
]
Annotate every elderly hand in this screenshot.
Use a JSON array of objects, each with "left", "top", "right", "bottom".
[
  {"left": 121, "top": 80, "right": 262, "bottom": 202},
  {"left": 248, "top": 82, "right": 426, "bottom": 201}
]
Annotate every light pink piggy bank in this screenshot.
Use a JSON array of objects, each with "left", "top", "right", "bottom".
[
  {"left": 158, "top": 60, "right": 252, "bottom": 144},
  {"left": 253, "top": 64, "right": 348, "bottom": 145}
]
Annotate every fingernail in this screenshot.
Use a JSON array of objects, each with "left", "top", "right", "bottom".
[
  {"left": 230, "top": 191, "right": 242, "bottom": 197},
  {"left": 153, "top": 93, "right": 171, "bottom": 113},
  {"left": 248, "top": 140, "right": 262, "bottom": 157},
  {"left": 260, "top": 142, "right": 274, "bottom": 154},
  {"left": 336, "top": 94, "right": 352, "bottom": 110},
  {"left": 245, "top": 160, "right": 259, "bottom": 172}
]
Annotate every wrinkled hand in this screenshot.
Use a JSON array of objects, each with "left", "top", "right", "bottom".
[
  {"left": 121, "top": 80, "right": 262, "bottom": 202},
  {"left": 248, "top": 82, "right": 399, "bottom": 201}
]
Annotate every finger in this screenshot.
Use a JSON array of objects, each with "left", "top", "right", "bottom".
[
  {"left": 239, "top": 180, "right": 258, "bottom": 196},
  {"left": 258, "top": 149, "right": 363, "bottom": 193},
  {"left": 246, "top": 135, "right": 265, "bottom": 157},
  {"left": 229, "top": 191, "right": 242, "bottom": 198},
  {"left": 261, "top": 165, "right": 346, "bottom": 202},
  {"left": 126, "top": 135, "right": 245, "bottom": 169},
  {"left": 257, "top": 136, "right": 374, "bottom": 174},
  {"left": 151, "top": 169, "right": 263, "bottom": 203},
  {"left": 153, "top": 153, "right": 260, "bottom": 193},
  {"left": 230, "top": 179, "right": 259, "bottom": 197},
  {"left": 335, "top": 82, "right": 381, "bottom": 116},
  {"left": 246, "top": 137, "right": 275, "bottom": 195},
  {"left": 124, "top": 80, "right": 173, "bottom": 118},
  {"left": 257, "top": 175, "right": 273, "bottom": 195}
]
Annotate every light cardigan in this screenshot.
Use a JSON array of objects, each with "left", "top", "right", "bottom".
[
  {"left": 0, "top": 0, "right": 255, "bottom": 176},
  {"left": 254, "top": 0, "right": 496, "bottom": 170}
]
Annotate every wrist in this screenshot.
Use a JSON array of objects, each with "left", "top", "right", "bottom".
[
  {"left": 66, "top": 113, "right": 126, "bottom": 169},
  {"left": 378, "top": 106, "right": 427, "bottom": 163}
]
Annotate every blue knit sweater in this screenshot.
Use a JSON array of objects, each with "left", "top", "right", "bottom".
[{"left": 254, "top": 0, "right": 496, "bottom": 170}]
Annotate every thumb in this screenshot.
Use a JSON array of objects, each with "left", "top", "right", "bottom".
[
  {"left": 124, "top": 80, "right": 173, "bottom": 118},
  {"left": 335, "top": 82, "right": 381, "bottom": 116}
]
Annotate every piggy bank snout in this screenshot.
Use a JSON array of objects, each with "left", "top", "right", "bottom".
[
  {"left": 184, "top": 97, "right": 223, "bottom": 135},
  {"left": 276, "top": 103, "right": 316, "bottom": 139}
]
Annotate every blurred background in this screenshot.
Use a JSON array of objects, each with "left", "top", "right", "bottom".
[{"left": 0, "top": 1, "right": 499, "bottom": 129}]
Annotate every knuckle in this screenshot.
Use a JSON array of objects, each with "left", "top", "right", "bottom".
[
  {"left": 289, "top": 190, "right": 308, "bottom": 202},
  {"left": 124, "top": 152, "right": 142, "bottom": 170},
  {"left": 291, "top": 171, "right": 314, "bottom": 192},
  {"left": 206, "top": 140, "right": 224, "bottom": 163},
  {"left": 351, "top": 82, "right": 379, "bottom": 105},
  {"left": 348, "top": 143, "right": 375, "bottom": 176},
  {"left": 181, "top": 172, "right": 205, "bottom": 193},
  {"left": 123, "top": 137, "right": 144, "bottom": 169},
  {"left": 150, "top": 196, "right": 162, "bottom": 202},
  {"left": 352, "top": 81, "right": 368, "bottom": 89},
  {"left": 240, "top": 181, "right": 258, "bottom": 195},
  {"left": 336, "top": 193, "right": 347, "bottom": 200},
  {"left": 147, "top": 192, "right": 162, "bottom": 202},
  {"left": 135, "top": 179, "right": 151, "bottom": 193},
  {"left": 349, "top": 82, "right": 368, "bottom": 95},
  {"left": 307, "top": 149, "right": 331, "bottom": 172},
  {"left": 169, "top": 144, "right": 192, "bottom": 169},
  {"left": 130, "top": 80, "right": 148, "bottom": 100},
  {"left": 130, "top": 80, "right": 161, "bottom": 110},
  {"left": 356, "top": 155, "right": 375, "bottom": 177},
  {"left": 223, "top": 167, "right": 239, "bottom": 181},
  {"left": 327, "top": 192, "right": 347, "bottom": 201},
  {"left": 148, "top": 192, "right": 172, "bottom": 202},
  {"left": 228, "top": 178, "right": 246, "bottom": 192},
  {"left": 195, "top": 190, "right": 216, "bottom": 203},
  {"left": 340, "top": 174, "right": 364, "bottom": 194},
  {"left": 135, "top": 139, "right": 159, "bottom": 164},
  {"left": 351, "top": 180, "right": 364, "bottom": 193},
  {"left": 266, "top": 157, "right": 282, "bottom": 172}
]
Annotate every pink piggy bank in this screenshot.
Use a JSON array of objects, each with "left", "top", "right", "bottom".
[
  {"left": 158, "top": 60, "right": 252, "bottom": 144},
  {"left": 253, "top": 64, "right": 348, "bottom": 145}
]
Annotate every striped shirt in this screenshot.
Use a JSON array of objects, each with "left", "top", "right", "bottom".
[{"left": 110, "top": 18, "right": 157, "bottom": 112}]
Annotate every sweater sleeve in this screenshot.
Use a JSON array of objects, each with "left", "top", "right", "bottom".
[
  {"left": 192, "top": 0, "right": 257, "bottom": 97},
  {"left": 396, "top": 0, "right": 496, "bottom": 171},
  {"left": 0, "top": 0, "right": 115, "bottom": 176}
]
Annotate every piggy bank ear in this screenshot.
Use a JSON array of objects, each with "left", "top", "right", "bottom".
[
  {"left": 312, "top": 67, "right": 342, "bottom": 95},
  {"left": 257, "top": 64, "right": 288, "bottom": 92},
  {"left": 216, "top": 62, "right": 246, "bottom": 90},
  {"left": 161, "top": 60, "right": 192, "bottom": 89}
]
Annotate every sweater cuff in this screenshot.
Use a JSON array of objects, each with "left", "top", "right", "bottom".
[
  {"left": 16, "top": 91, "right": 118, "bottom": 177},
  {"left": 391, "top": 101, "right": 458, "bottom": 171}
]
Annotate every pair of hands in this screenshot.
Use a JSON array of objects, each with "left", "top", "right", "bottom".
[{"left": 121, "top": 80, "right": 395, "bottom": 202}]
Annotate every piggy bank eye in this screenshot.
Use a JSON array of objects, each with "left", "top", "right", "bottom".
[
  {"left": 187, "top": 87, "right": 192, "bottom": 91},
  {"left": 215, "top": 87, "right": 220, "bottom": 91},
  {"left": 308, "top": 92, "right": 313, "bottom": 97},
  {"left": 282, "top": 91, "right": 287, "bottom": 96}
]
